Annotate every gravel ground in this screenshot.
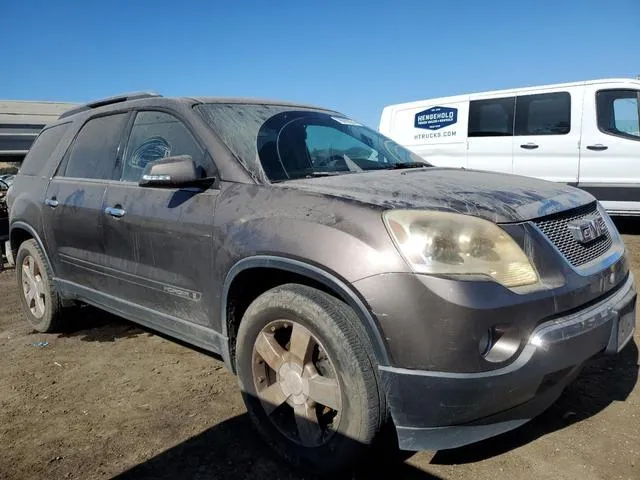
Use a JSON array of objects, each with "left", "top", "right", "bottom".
[{"left": 1, "top": 220, "right": 638, "bottom": 480}]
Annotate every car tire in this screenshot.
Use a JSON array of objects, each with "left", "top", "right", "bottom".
[
  {"left": 236, "top": 283, "right": 384, "bottom": 475},
  {"left": 16, "top": 239, "right": 64, "bottom": 333}
]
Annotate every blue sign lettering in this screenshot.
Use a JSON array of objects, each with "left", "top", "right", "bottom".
[{"left": 414, "top": 106, "right": 458, "bottom": 130}]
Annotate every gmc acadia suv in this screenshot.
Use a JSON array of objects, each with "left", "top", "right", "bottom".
[{"left": 6, "top": 92, "right": 636, "bottom": 473}]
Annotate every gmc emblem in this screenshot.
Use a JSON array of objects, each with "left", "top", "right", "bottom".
[{"left": 567, "top": 215, "right": 607, "bottom": 244}]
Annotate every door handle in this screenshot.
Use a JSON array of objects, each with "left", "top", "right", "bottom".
[
  {"left": 586, "top": 144, "right": 608, "bottom": 151},
  {"left": 520, "top": 143, "right": 539, "bottom": 150},
  {"left": 44, "top": 198, "right": 59, "bottom": 208},
  {"left": 105, "top": 206, "right": 126, "bottom": 218}
]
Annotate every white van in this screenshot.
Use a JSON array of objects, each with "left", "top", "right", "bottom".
[{"left": 379, "top": 78, "right": 640, "bottom": 215}]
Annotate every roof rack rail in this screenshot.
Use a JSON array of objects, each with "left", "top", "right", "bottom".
[{"left": 59, "top": 91, "right": 161, "bottom": 119}]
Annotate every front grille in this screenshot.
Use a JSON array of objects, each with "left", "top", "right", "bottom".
[{"left": 533, "top": 202, "right": 613, "bottom": 267}]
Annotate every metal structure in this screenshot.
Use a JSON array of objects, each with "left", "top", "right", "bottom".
[{"left": 0, "top": 100, "right": 77, "bottom": 172}]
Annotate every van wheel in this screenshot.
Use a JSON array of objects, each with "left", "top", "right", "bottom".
[
  {"left": 16, "top": 239, "right": 64, "bottom": 333},
  {"left": 236, "top": 284, "right": 383, "bottom": 474}
]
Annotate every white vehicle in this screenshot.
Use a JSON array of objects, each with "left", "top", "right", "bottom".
[{"left": 380, "top": 78, "right": 640, "bottom": 215}]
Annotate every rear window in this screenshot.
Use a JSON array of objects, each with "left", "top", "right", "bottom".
[{"left": 19, "top": 123, "right": 70, "bottom": 176}]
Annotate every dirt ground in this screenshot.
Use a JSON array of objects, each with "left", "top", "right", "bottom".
[{"left": 1, "top": 221, "right": 639, "bottom": 480}]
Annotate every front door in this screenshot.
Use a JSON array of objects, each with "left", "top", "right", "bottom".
[
  {"left": 42, "top": 112, "right": 129, "bottom": 289},
  {"left": 101, "top": 110, "right": 219, "bottom": 326},
  {"left": 578, "top": 82, "right": 640, "bottom": 214}
]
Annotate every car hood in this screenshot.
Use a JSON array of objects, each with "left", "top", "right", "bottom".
[{"left": 284, "top": 168, "right": 594, "bottom": 223}]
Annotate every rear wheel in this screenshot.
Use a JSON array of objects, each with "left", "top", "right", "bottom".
[
  {"left": 16, "top": 239, "right": 65, "bottom": 332},
  {"left": 236, "top": 284, "right": 384, "bottom": 474}
]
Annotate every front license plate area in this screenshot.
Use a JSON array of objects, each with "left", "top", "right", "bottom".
[{"left": 617, "top": 307, "right": 636, "bottom": 352}]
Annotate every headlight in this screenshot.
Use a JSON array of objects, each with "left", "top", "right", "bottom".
[{"left": 383, "top": 210, "right": 538, "bottom": 288}]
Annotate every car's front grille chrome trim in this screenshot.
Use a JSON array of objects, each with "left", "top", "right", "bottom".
[{"left": 533, "top": 202, "right": 613, "bottom": 268}]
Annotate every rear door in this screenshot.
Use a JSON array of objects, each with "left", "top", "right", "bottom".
[
  {"left": 100, "top": 110, "right": 219, "bottom": 326},
  {"left": 467, "top": 95, "right": 515, "bottom": 174},
  {"left": 578, "top": 81, "right": 640, "bottom": 213},
  {"left": 42, "top": 112, "right": 129, "bottom": 289},
  {"left": 512, "top": 88, "right": 581, "bottom": 183}
]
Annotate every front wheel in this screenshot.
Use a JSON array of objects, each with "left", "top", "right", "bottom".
[{"left": 236, "top": 284, "right": 384, "bottom": 474}]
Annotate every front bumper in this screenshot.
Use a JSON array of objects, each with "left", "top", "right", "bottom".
[{"left": 379, "top": 273, "right": 636, "bottom": 451}]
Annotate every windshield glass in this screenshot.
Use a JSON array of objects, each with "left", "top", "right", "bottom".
[{"left": 196, "top": 104, "right": 429, "bottom": 182}]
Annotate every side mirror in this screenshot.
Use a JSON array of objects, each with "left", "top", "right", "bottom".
[{"left": 139, "top": 155, "right": 199, "bottom": 188}]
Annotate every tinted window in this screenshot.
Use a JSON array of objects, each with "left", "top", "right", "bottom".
[
  {"left": 19, "top": 123, "right": 69, "bottom": 176},
  {"left": 64, "top": 113, "right": 128, "bottom": 179},
  {"left": 515, "top": 92, "right": 570, "bottom": 135},
  {"left": 468, "top": 97, "right": 515, "bottom": 137},
  {"left": 120, "top": 111, "right": 209, "bottom": 182},
  {"left": 597, "top": 89, "right": 640, "bottom": 140}
]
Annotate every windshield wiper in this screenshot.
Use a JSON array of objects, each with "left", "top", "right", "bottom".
[
  {"left": 386, "top": 162, "right": 430, "bottom": 170},
  {"left": 304, "top": 171, "right": 356, "bottom": 178}
]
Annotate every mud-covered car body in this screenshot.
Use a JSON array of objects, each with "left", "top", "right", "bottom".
[{"left": 7, "top": 93, "right": 636, "bottom": 453}]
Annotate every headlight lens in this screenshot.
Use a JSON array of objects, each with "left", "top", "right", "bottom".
[{"left": 384, "top": 210, "right": 538, "bottom": 287}]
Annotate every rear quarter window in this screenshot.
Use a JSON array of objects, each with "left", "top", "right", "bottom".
[{"left": 19, "top": 123, "right": 70, "bottom": 176}]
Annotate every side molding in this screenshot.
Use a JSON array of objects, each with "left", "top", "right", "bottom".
[{"left": 220, "top": 255, "right": 391, "bottom": 370}]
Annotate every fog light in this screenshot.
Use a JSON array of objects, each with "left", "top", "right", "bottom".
[{"left": 481, "top": 324, "right": 521, "bottom": 363}]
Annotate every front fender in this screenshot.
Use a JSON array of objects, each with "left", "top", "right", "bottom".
[{"left": 220, "top": 255, "right": 392, "bottom": 368}]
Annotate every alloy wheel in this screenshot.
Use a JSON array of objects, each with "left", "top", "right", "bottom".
[
  {"left": 252, "top": 320, "right": 342, "bottom": 447},
  {"left": 22, "top": 255, "right": 46, "bottom": 318}
]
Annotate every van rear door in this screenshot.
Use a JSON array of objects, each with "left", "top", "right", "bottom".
[
  {"left": 511, "top": 87, "right": 582, "bottom": 183},
  {"left": 578, "top": 81, "right": 640, "bottom": 214}
]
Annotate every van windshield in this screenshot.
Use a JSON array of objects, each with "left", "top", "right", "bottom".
[{"left": 196, "top": 104, "right": 429, "bottom": 182}]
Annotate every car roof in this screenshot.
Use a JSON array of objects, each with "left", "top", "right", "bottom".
[
  {"left": 56, "top": 92, "right": 336, "bottom": 122},
  {"left": 186, "top": 96, "right": 332, "bottom": 111}
]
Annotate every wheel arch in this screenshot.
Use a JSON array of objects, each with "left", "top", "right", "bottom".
[
  {"left": 10, "top": 222, "right": 55, "bottom": 275},
  {"left": 221, "top": 255, "right": 391, "bottom": 372}
]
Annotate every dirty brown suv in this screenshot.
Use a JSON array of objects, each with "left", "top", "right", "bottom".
[{"left": 7, "top": 92, "right": 636, "bottom": 474}]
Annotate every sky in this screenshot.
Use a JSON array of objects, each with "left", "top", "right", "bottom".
[{"left": 1, "top": 0, "right": 639, "bottom": 129}]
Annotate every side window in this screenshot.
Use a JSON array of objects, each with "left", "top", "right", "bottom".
[
  {"left": 63, "top": 113, "right": 129, "bottom": 180},
  {"left": 515, "top": 92, "right": 571, "bottom": 135},
  {"left": 19, "top": 123, "right": 70, "bottom": 176},
  {"left": 468, "top": 97, "right": 515, "bottom": 137},
  {"left": 120, "top": 111, "right": 209, "bottom": 182},
  {"left": 597, "top": 89, "right": 640, "bottom": 140}
]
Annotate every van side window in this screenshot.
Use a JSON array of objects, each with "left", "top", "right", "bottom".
[
  {"left": 62, "top": 113, "right": 129, "bottom": 180},
  {"left": 468, "top": 97, "right": 515, "bottom": 137},
  {"left": 19, "top": 123, "right": 70, "bottom": 176},
  {"left": 597, "top": 89, "right": 640, "bottom": 140},
  {"left": 515, "top": 92, "right": 571, "bottom": 135}
]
